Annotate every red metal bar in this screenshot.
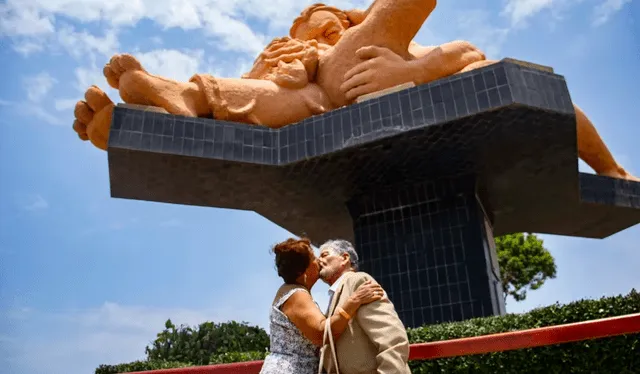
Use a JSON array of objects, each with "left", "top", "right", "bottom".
[
  {"left": 125, "top": 361, "right": 263, "bottom": 374},
  {"left": 409, "top": 312, "right": 640, "bottom": 360},
  {"left": 122, "top": 313, "right": 640, "bottom": 374}
]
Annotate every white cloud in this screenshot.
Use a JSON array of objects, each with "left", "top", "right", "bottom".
[
  {"left": 74, "top": 65, "right": 109, "bottom": 92},
  {"left": 23, "top": 195, "right": 49, "bottom": 211},
  {"left": 0, "top": 3, "right": 54, "bottom": 37},
  {"left": 199, "top": 7, "right": 266, "bottom": 55},
  {"left": 24, "top": 72, "right": 57, "bottom": 102},
  {"left": 207, "top": 56, "right": 254, "bottom": 78},
  {"left": 12, "top": 40, "right": 45, "bottom": 56},
  {"left": 0, "top": 98, "right": 62, "bottom": 126},
  {"left": 0, "top": 0, "right": 373, "bottom": 60},
  {"left": 70, "top": 64, "right": 120, "bottom": 104},
  {"left": 55, "top": 25, "right": 119, "bottom": 60},
  {"left": 502, "top": 0, "right": 556, "bottom": 26},
  {"left": 592, "top": 0, "right": 632, "bottom": 26},
  {"left": 68, "top": 302, "right": 215, "bottom": 333},
  {"left": 31, "top": 106, "right": 65, "bottom": 126},
  {"left": 457, "top": 10, "right": 510, "bottom": 58},
  {"left": 17, "top": 73, "right": 64, "bottom": 125},
  {"left": 0, "top": 0, "right": 269, "bottom": 58},
  {"left": 136, "top": 49, "right": 205, "bottom": 82},
  {"left": 54, "top": 98, "right": 78, "bottom": 111}
]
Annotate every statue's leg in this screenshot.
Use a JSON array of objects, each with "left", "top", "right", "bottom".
[
  {"left": 435, "top": 57, "right": 638, "bottom": 180},
  {"left": 575, "top": 105, "right": 639, "bottom": 181},
  {"left": 189, "top": 75, "right": 331, "bottom": 127},
  {"left": 104, "top": 54, "right": 331, "bottom": 128}
]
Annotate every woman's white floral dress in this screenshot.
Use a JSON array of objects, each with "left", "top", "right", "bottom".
[{"left": 259, "top": 287, "right": 320, "bottom": 374}]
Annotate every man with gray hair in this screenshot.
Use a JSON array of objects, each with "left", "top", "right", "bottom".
[{"left": 317, "top": 239, "right": 411, "bottom": 374}]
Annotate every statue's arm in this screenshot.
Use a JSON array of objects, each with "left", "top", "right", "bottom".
[
  {"left": 408, "top": 42, "right": 435, "bottom": 59},
  {"left": 410, "top": 41, "right": 487, "bottom": 84},
  {"left": 347, "top": 7, "right": 432, "bottom": 57},
  {"left": 357, "top": 0, "right": 437, "bottom": 51}
]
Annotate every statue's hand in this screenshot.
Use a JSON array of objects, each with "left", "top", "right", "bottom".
[{"left": 341, "top": 46, "right": 418, "bottom": 102}]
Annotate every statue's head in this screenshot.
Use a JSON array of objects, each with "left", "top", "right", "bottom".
[
  {"left": 289, "top": 3, "right": 350, "bottom": 46},
  {"left": 242, "top": 37, "right": 320, "bottom": 89}
]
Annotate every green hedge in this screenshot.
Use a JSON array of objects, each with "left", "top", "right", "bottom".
[
  {"left": 96, "top": 289, "right": 639, "bottom": 373},
  {"left": 407, "top": 289, "right": 639, "bottom": 373},
  {"left": 209, "top": 350, "right": 268, "bottom": 364},
  {"left": 94, "top": 351, "right": 267, "bottom": 374},
  {"left": 95, "top": 360, "right": 193, "bottom": 374}
]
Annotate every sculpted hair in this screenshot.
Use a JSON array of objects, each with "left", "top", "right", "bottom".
[
  {"left": 272, "top": 238, "right": 314, "bottom": 284},
  {"left": 289, "top": 3, "right": 350, "bottom": 39}
]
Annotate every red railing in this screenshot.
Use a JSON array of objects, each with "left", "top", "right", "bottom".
[{"left": 124, "top": 313, "right": 640, "bottom": 374}]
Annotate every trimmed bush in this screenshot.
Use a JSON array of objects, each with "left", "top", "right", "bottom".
[
  {"left": 94, "top": 352, "right": 267, "bottom": 373},
  {"left": 407, "top": 289, "right": 640, "bottom": 373},
  {"left": 209, "top": 350, "right": 269, "bottom": 364},
  {"left": 96, "top": 289, "right": 639, "bottom": 373},
  {"left": 95, "top": 360, "right": 193, "bottom": 374}
]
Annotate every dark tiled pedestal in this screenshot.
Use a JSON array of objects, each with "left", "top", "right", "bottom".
[
  {"left": 106, "top": 59, "right": 640, "bottom": 328},
  {"left": 349, "top": 177, "right": 505, "bottom": 326}
]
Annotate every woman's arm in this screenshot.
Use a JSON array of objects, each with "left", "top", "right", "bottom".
[{"left": 280, "top": 281, "right": 383, "bottom": 346}]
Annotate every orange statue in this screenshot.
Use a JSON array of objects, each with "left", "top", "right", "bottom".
[{"left": 72, "top": 1, "right": 638, "bottom": 181}]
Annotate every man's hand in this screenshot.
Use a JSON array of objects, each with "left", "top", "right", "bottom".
[{"left": 340, "top": 46, "right": 418, "bottom": 101}]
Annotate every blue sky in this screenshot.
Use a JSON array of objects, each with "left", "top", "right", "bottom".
[{"left": 0, "top": 0, "right": 638, "bottom": 373}]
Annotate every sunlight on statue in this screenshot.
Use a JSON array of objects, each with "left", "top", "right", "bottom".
[{"left": 71, "top": 0, "right": 638, "bottom": 182}]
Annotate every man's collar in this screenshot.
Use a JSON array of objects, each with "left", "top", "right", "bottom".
[{"left": 328, "top": 272, "right": 348, "bottom": 294}]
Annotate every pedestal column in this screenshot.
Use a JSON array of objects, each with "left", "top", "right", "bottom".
[{"left": 347, "top": 176, "right": 506, "bottom": 328}]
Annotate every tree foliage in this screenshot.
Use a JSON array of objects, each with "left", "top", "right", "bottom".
[
  {"left": 144, "top": 319, "right": 269, "bottom": 365},
  {"left": 496, "top": 233, "right": 557, "bottom": 302}
]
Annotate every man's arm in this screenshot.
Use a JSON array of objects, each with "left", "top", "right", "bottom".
[{"left": 346, "top": 273, "right": 410, "bottom": 374}]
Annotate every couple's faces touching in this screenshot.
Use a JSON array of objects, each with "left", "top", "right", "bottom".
[
  {"left": 302, "top": 244, "right": 351, "bottom": 288},
  {"left": 317, "top": 247, "right": 351, "bottom": 284}
]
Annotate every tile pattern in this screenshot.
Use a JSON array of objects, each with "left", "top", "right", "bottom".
[
  {"left": 111, "top": 111, "right": 280, "bottom": 165},
  {"left": 109, "top": 61, "right": 574, "bottom": 166},
  {"left": 348, "top": 177, "right": 505, "bottom": 327},
  {"left": 580, "top": 173, "right": 640, "bottom": 209},
  {"left": 107, "top": 60, "right": 640, "bottom": 327}
]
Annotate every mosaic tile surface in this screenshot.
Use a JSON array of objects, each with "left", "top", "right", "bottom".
[{"left": 107, "top": 60, "right": 640, "bottom": 327}]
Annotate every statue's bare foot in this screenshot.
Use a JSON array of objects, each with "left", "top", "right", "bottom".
[
  {"left": 73, "top": 86, "right": 114, "bottom": 151},
  {"left": 600, "top": 166, "right": 640, "bottom": 182},
  {"left": 103, "top": 54, "right": 203, "bottom": 117}
]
